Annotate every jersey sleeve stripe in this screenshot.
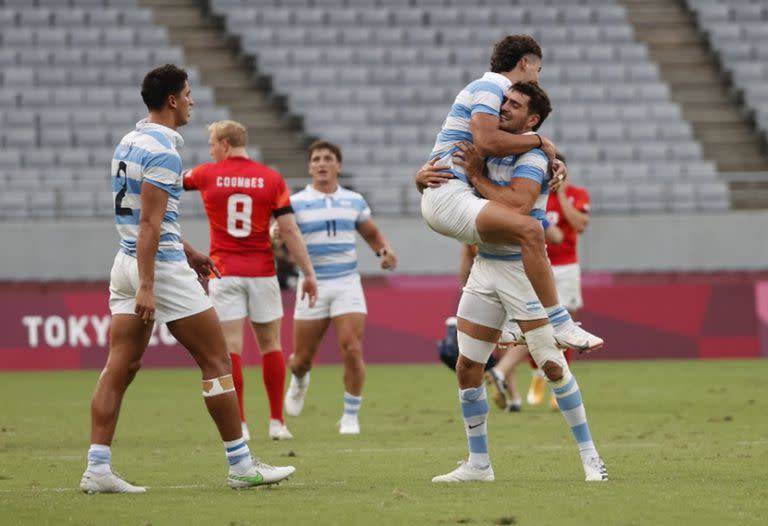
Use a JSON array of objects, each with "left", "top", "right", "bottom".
[{"left": 144, "top": 178, "right": 183, "bottom": 199}]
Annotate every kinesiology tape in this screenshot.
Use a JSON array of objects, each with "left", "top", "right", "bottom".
[{"left": 202, "top": 374, "right": 236, "bottom": 397}]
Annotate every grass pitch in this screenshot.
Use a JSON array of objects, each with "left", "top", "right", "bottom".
[{"left": 1, "top": 360, "right": 767, "bottom": 526}]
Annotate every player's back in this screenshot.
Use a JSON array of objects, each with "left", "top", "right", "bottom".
[
  {"left": 430, "top": 72, "right": 511, "bottom": 161},
  {"left": 184, "top": 157, "right": 291, "bottom": 277},
  {"left": 291, "top": 185, "right": 371, "bottom": 281},
  {"left": 111, "top": 120, "right": 185, "bottom": 262}
]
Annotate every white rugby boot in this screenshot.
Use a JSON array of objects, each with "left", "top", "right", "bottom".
[
  {"left": 80, "top": 469, "right": 146, "bottom": 494},
  {"left": 553, "top": 321, "right": 604, "bottom": 353},
  {"left": 432, "top": 460, "right": 495, "bottom": 483},
  {"left": 583, "top": 456, "right": 608, "bottom": 482},
  {"left": 269, "top": 419, "right": 294, "bottom": 440},
  {"left": 228, "top": 458, "right": 296, "bottom": 489},
  {"left": 338, "top": 414, "right": 360, "bottom": 435},
  {"left": 285, "top": 373, "right": 309, "bottom": 417}
]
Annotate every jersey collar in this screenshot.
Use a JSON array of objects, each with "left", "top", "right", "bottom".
[
  {"left": 305, "top": 183, "right": 342, "bottom": 198},
  {"left": 135, "top": 119, "right": 185, "bottom": 150}
]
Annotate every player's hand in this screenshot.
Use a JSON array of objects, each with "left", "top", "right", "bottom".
[
  {"left": 301, "top": 274, "right": 318, "bottom": 308},
  {"left": 452, "top": 142, "right": 484, "bottom": 184},
  {"left": 540, "top": 135, "right": 557, "bottom": 163},
  {"left": 135, "top": 285, "right": 156, "bottom": 324},
  {"left": 549, "top": 159, "right": 568, "bottom": 192},
  {"left": 378, "top": 247, "right": 397, "bottom": 271},
  {"left": 415, "top": 157, "right": 453, "bottom": 193},
  {"left": 186, "top": 248, "right": 221, "bottom": 280}
]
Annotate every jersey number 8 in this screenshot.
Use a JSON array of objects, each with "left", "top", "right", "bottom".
[{"left": 227, "top": 194, "right": 252, "bottom": 237}]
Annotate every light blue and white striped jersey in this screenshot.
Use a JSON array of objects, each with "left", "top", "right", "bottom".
[
  {"left": 111, "top": 119, "right": 185, "bottom": 262},
  {"left": 476, "top": 145, "right": 550, "bottom": 261},
  {"left": 291, "top": 184, "right": 371, "bottom": 280},
  {"left": 429, "top": 71, "right": 512, "bottom": 183}
]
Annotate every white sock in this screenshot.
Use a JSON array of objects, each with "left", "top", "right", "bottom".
[
  {"left": 343, "top": 392, "right": 362, "bottom": 418},
  {"left": 87, "top": 444, "right": 111, "bottom": 474}
]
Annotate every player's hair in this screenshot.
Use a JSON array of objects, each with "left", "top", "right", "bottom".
[
  {"left": 510, "top": 81, "right": 552, "bottom": 131},
  {"left": 141, "top": 64, "right": 188, "bottom": 111},
  {"left": 208, "top": 120, "right": 248, "bottom": 148},
  {"left": 556, "top": 152, "right": 567, "bottom": 165},
  {"left": 490, "top": 35, "right": 542, "bottom": 73},
  {"left": 307, "top": 140, "right": 343, "bottom": 163}
]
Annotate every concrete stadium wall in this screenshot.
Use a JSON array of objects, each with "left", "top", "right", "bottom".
[{"left": 1, "top": 211, "right": 768, "bottom": 280}]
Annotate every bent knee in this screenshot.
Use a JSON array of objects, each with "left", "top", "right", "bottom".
[
  {"left": 520, "top": 219, "right": 545, "bottom": 247},
  {"left": 542, "top": 360, "right": 563, "bottom": 382}
]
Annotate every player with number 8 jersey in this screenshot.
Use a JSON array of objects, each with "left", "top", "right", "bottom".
[{"left": 184, "top": 120, "right": 317, "bottom": 441}]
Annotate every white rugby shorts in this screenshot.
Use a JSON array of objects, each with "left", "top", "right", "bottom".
[
  {"left": 421, "top": 177, "right": 488, "bottom": 245},
  {"left": 294, "top": 273, "right": 367, "bottom": 320},
  {"left": 553, "top": 262, "right": 583, "bottom": 312},
  {"left": 109, "top": 251, "right": 212, "bottom": 323},
  {"left": 457, "top": 257, "right": 548, "bottom": 330},
  {"left": 208, "top": 275, "right": 283, "bottom": 323}
]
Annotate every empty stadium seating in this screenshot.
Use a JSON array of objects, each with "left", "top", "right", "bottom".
[
  {"left": 211, "top": 0, "right": 728, "bottom": 213},
  {"left": 688, "top": 0, "right": 768, "bottom": 141},
  {"left": 0, "top": 0, "right": 230, "bottom": 219},
  {"left": 0, "top": 0, "right": 738, "bottom": 218}
]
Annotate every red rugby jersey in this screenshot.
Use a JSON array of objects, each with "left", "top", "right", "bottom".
[
  {"left": 184, "top": 157, "right": 292, "bottom": 277},
  {"left": 545, "top": 185, "right": 590, "bottom": 267}
]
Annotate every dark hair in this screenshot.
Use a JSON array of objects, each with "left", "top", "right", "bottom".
[
  {"left": 307, "top": 140, "right": 342, "bottom": 163},
  {"left": 490, "top": 34, "right": 542, "bottom": 73},
  {"left": 510, "top": 81, "right": 552, "bottom": 131},
  {"left": 141, "top": 64, "right": 188, "bottom": 111},
  {"left": 555, "top": 152, "right": 567, "bottom": 165}
]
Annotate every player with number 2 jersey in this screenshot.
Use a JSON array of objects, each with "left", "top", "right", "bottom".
[{"left": 184, "top": 120, "right": 317, "bottom": 442}]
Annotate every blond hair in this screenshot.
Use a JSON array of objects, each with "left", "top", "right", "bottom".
[{"left": 208, "top": 120, "right": 247, "bottom": 148}]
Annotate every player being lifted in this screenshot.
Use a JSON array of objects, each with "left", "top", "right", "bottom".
[
  {"left": 184, "top": 119, "right": 317, "bottom": 442},
  {"left": 428, "top": 82, "right": 607, "bottom": 483},
  {"left": 284, "top": 141, "right": 397, "bottom": 434},
  {"left": 419, "top": 34, "right": 602, "bottom": 352},
  {"left": 80, "top": 65, "right": 295, "bottom": 493}
]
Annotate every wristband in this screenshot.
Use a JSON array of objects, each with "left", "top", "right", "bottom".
[{"left": 535, "top": 134, "right": 543, "bottom": 149}]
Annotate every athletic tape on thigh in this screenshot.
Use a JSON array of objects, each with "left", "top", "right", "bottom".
[
  {"left": 457, "top": 331, "right": 497, "bottom": 365},
  {"left": 202, "top": 374, "right": 236, "bottom": 397},
  {"left": 524, "top": 325, "right": 569, "bottom": 372}
]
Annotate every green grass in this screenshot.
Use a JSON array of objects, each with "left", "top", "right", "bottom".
[{"left": 1, "top": 361, "right": 767, "bottom": 526}]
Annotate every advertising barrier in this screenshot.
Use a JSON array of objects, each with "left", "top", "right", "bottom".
[{"left": 0, "top": 273, "right": 764, "bottom": 371}]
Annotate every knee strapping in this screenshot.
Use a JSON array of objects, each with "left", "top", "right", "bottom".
[
  {"left": 525, "top": 325, "right": 570, "bottom": 379},
  {"left": 457, "top": 331, "right": 497, "bottom": 365},
  {"left": 202, "top": 374, "right": 236, "bottom": 397}
]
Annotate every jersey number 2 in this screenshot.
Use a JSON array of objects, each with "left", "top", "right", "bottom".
[{"left": 227, "top": 194, "right": 252, "bottom": 237}]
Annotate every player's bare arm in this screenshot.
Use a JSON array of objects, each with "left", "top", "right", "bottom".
[
  {"left": 556, "top": 187, "right": 590, "bottom": 234},
  {"left": 415, "top": 157, "right": 453, "bottom": 193},
  {"left": 182, "top": 240, "right": 221, "bottom": 280},
  {"left": 545, "top": 223, "right": 564, "bottom": 245},
  {"left": 471, "top": 113, "right": 566, "bottom": 181},
  {"left": 357, "top": 220, "right": 397, "bottom": 270},
  {"left": 135, "top": 182, "right": 168, "bottom": 323},
  {"left": 470, "top": 113, "right": 554, "bottom": 159},
  {"left": 275, "top": 213, "right": 318, "bottom": 307},
  {"left": 454, "top": 142, "right": 540, "bottom": 214}
]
